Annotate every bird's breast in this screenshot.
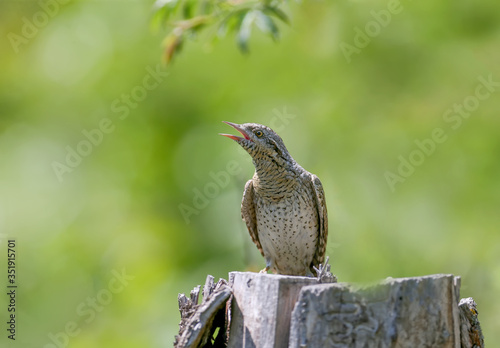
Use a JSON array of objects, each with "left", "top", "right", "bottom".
[{"left": 253, "top": 187, "right": 319, "bottom": 275}]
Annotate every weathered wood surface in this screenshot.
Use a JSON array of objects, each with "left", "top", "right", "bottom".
[
  {"left": 227, "top": 272, "right": 324, "bottom": 348},
  {"left": 175, "top": 275, "right": 231, "bottom": 348},
  {"left": 175, "top": 273, "right": 483, "bottom": 348},
  {"left": 289, "top": 274, "right": 462, "bottom": 348},
  {"left": 458, "top": 297, "right": 484, "bottom": 348}
]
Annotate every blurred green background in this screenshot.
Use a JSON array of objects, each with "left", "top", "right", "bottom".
[{"left": 1, "top": 0, "right": 499, "bottom": 347}]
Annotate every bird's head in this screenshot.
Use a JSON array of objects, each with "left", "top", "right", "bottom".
[{"left": 220, "top": 122, "right": 293, "bottom": 165}]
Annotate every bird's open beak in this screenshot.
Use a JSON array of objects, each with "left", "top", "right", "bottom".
[{"left": 220, "top": 121, "right": 252, "bottom": 142}]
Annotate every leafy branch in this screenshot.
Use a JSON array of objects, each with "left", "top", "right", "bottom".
[{"left": 151, "top": 0, "right": 293, "bottom": 64}]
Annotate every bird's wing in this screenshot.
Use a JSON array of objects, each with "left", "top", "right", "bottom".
[
  {"left": 241, "top": 179, "right": 265, "bottom": 257},
  {"left": 308, "top": 174, "right": 328, "bottom": 267}
]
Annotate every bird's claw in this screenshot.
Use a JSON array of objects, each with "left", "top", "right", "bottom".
[{"left": 313, "top": 256, "right": 337, "bottom": 283}]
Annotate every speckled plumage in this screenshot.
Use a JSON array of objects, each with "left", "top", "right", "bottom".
[{"left": 221, "top": 122, "right": 328, "bottom": 276}]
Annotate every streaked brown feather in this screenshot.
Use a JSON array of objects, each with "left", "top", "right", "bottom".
[
  {"left": 241, "top": 180, "right": 265, "bottom": 257},
  {"left": 307, "top": 174, "right": 328, "bottom": 269}
]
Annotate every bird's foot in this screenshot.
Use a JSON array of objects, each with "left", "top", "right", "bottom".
[
  {"left": 259, "top": 266, "right": 270, "bottom": 274},
  {"left": 313, "top": 256, "right": 337, "bottom": 283}
]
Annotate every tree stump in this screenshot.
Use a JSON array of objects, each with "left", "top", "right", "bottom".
[
  {"left": 227, "top": 272, "right": 321, "bottom": 348},
  {"left": 289, "top": 274, "right": 462, "bottom": 347},
  {"left": 175, "top": 273, "right": 483, "bottom": 348},
  {"left": 175, "top": 276, "right": 232, "bottom": 348}
]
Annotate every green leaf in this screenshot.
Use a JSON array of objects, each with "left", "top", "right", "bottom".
[
  {"left": 151, "top": 0, "right": 181, "bottom": 31},
  {"left": 182, "top": 0, "right": 197, "bottom": 19},
  {"left": 199, "top": 0, "right": 213, "bottom": 15},
  {"left": 218, "top": 8, "right": 248, "bottom": 36},
  {"left": 263, "top": 5, "right": 290, "bottom": 24},
  {"left": 237, "top": 10, "right": 257, "bottom": 53},
  {"left": 152, "top": 0, "right": 179, "bottom": 12},
  {"left": 255, "top": 11, "right": 279, "bottom": 41}
]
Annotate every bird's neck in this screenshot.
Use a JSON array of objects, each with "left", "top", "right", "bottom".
[{"left": 252, "top": 156, "right": 298, "bottom": 194}]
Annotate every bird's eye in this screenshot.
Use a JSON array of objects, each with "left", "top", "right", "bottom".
[{"left": 255, "top": 130, "right": 263, "bottom": 138}]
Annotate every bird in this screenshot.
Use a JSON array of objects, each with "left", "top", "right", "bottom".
[{"left": 220, "top": 122, "right": 329, "bottom": 277}]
